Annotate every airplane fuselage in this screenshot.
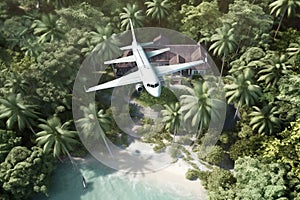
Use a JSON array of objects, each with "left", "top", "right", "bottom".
[{"left": 132, "top": 42, "right": 161, "bottom": 97}]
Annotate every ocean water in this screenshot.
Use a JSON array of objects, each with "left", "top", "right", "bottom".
[{"left": 34, "top": 156, "right": 202, "bottom": 200}]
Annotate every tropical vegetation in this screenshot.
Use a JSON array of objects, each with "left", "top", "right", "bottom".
[{"left": 0, "top": 0, "right": 299, "bottom": 199}]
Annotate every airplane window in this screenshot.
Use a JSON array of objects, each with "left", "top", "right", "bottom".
[
  {"left": 154, "top": 83, "right": 159, "bottom": 87},
  {"left": 147, "top": 84, "right": 150, "bottom": 87}
]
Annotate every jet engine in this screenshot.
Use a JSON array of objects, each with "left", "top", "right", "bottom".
[{"left": 135, "top": 84, "right": 143, "bottom": 92}]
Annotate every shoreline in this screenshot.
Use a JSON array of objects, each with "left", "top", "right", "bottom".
[
  {"left": 73, "top": 139, "right": 208, "bottom": 199},
  {"left": 131, "top": 159, "right": 207, "bottom": 199}
]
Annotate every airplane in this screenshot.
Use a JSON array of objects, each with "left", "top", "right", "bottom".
[{"left": 85, "top": 19, "right": 206, "bottom": 97}]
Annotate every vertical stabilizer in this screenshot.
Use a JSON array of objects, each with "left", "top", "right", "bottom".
[{"left": 129, "top": 19, "right": 137, "bottom": 44}]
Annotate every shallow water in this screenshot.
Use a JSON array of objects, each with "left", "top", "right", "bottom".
[{"left": 34, "top": 156, "right": 202, "bottom": 200}]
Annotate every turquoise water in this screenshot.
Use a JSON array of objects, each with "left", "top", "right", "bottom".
[{"left": 35, "top": 156, "right": 202, "bottom": 200}]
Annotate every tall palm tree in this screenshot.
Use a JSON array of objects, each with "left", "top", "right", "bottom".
[
  {"left": 120, "top": 3, "right": 144, "bottom": 30},
  {"left": 269, "top": 0, "right": 300, "bottom": 38},
  {"left": 0, "top": 93, "right": 39, "bottom": 133},
  {"left": 32, "top": 13, "right": 65, "bottom": 43},
  {"left": 209, "top": 23, "right": 237, "bottom": 84},
  {"left": 225, "top": 72, "right": 261, "bottom": 114},
  {"left": 145, "top": 0, "right": 170, "bottom": 25},
  {"left": 76, "top": 104, "right": 112, "bottom": 155},
  {"left": 36, "top": 117, "right": 79, "bottom": 161},
  {"left": 180, "top": 80, "right": 223, "bottom": 139},
  {"left": 249, "top": 104, "right": 281, "bottom": 135},
  {"left": 161, "top": 102, "right": 181, "bottom": 142},
  {"left": 258, "top": 53, "right": 291, "bottom": 87},
  {"left": 89, "top": 25, "right": 114, "bottom": 46},
  {"left": 89, "top": 24, "right": 121, "bottom": 62}
]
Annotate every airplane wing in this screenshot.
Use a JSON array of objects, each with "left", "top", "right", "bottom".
[
  {"left": 154, "top": 60, "right": 205, "bottom": 76},
  {"left": 146, "top": 48, "right": 170, "bottom": 58},
  {"left": 85, "top": 71, "right": 141, "bottom": 92},
  {"left": 104, "top": 55, "right": 135, "bottom": 65}
]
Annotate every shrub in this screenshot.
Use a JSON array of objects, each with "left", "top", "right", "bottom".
[
  {"left": 203, "top": 145, "right": 224, "bottom": 166},
  {"left": 185, "top": 169, "right": 200, "bottom": 181},
  {"left": 168, "top": 143, "right": 182, "bottom": 159}
]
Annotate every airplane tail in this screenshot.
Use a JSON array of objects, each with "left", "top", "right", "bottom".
[{"left": 129, "top": 19, "right": 137, "bottom": 44}]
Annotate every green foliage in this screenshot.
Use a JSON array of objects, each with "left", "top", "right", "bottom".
[
  {"left": 32, "top": 13, "right": 65, "bottom": 43},
  {"left": 262, "top": 120, "right": 300, "bottom": 179},
  {"left": 180, "top": 79, "right": 224, "bottom": 137},
  {"left": 185, "top": 168, "right": 199, "bottom": 180},
  {"left": 199, "top": 167, "right": 236, "bottom": 198},
  {"left": 161, "top": 102, "right": 181, "bottom": 140},
  {"left": 269, "top": 0, "right": 300, "bottom": 38},
  {"left": 0, "top": 93, "right": 39, "bottom": 131},
  {"left": 249, "top": 104, "right": 281, "bottom": 135},
  {"left": 258, "top": 52, "right": 292, "bottom": 87},
  {"left": 229, "top": 134, "right": 267, "bottom": 160},
  {"left": 57, "top": 2, "right": 111, "bottom": 30},
  {"left": 277, "top": 74, "right": 300, "bottom": 121},
  {"left": 28, "top": 43, "right": 81, "bottom": 113},
  {"left": 0, "top": 130, "right": 21, "bottom": 162},
  {"left": 145, "top": 0, "right": 170, "bottom": 25},
  {"left": 36, "top": 117, "right": 79, "bottom": 158},
  {"left": 0, "top": 146, "right": 56, "bottom": 200},
  {"left": 153, "top": 140, "right": 166, "bottom": 152},
  {"left": 136, "top": 86, "right": 178, "bottom": 107},
  {"left": 203, "top": 145, "right": 224, "bottom": 166},
  {"left": 232, "top": 157, "right": 294, "bottom": 199},
  {"left": 209, "top": 23, "right": 237, "bottom": 57},
  {"left": 168, "top": 143, "right": 182, "bottom": 159},
  {"left": 120, "top": 3, "right": 144, "bottom": 30},
  {"left": 204, "top": 157, "right": 300, "bottom": 200},
  {"left": 225, "top": 70, "right": 262, "bottom": 107},
  {"left": 180, "top": 1, "right": 222, "bottom": 42},
  {"left": 223, "top": 0, "right": 273, "bottom": 52}
]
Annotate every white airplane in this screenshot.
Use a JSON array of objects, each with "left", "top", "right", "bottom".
[{"left": 86, "top": 20, "right": 206, "bottom": 97}]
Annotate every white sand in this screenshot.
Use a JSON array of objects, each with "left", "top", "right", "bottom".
[{"left": 122, "top": 140, "right": 208, "bottom": 199}]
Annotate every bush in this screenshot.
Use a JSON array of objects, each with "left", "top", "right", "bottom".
[
  {"left": 153, "top": 141, "right": 166, "bottom": 152},
  {"left": 203, "top": 145, "right": 224, "bottom": 166},
  {"left": 185, "top": 169, "right": 200, "bottom": 181},
  {"left": 168, "top": 143, "right": 182, "bottom": 159},
  {"left": 177, "top": 135, "right": 193, "bottom": 145}
]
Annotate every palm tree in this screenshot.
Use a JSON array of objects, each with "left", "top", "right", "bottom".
[
  {"left": 209, "top": 23, "right": 237, "bottom": 84},
  {"left": 89, "top": 25, "right": 114, "bottom": 46},
  {"left": 0, "top": 93, "right": 39, "bottom": 133},
  {"left": 224, "top": 72, "right": 262, "bottom": 114},
  {"left": 161, "top": 102, "right": 181, "bottom": 142},
  {"left": 20, "top": 36, "right": 43, "bottom": 57},
  {"left": 269, "top": 0, "right": 300, "bottom": 38},
  {"left": 258, "top": 53, "right": 291, "bottom": 87},
  {"left": 249, "top": 104, "right": 281, "bottom": 135},
  {"left": 180, "top": 80, "right": 223, "bottom": 139},
  {"left": 120, "top": 3, "right": 144, "bottom": 30},
  {"left": 76, "top": 104, "right": 112, "bottom": 155},
  {"left": 145, "top": 0, "right": 171, "bottom": 25},
  {"left": 36, "top": 117, "right": 79, "bottom": 161},
  {"left": 32, "top": 13, "right": 65, "bottom": 43}
]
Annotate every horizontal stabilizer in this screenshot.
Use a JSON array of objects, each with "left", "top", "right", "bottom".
[
  {"left": 104, "top": 55, "right": 135, "bottom": 65},
  {"left": 120, "top": 45, "right": 132, "bottom": 50},
  {"left": 140, "top": 42, "right": 154, "bottom": 47},
  {"left": 146, "top": 48, "right": 170, "bottom": 58}
]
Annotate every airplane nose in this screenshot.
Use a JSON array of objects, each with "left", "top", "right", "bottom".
[{"left": 152, "top": 89, "right": 161, "bottom": 97}]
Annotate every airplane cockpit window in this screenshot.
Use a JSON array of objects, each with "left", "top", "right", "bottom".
[{"left": 147, "top": 83, "right": 159, "bottom": 88}]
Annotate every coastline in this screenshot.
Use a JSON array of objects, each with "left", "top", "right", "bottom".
[
  {"left": 118, "top": 139, "right": 208, "bottom": 199},
  {"left": 131, "top": 159, "right": 207, "bottom": 199},
  {"left": 73, "top": 139, "right": 208, "bottom": 199}
]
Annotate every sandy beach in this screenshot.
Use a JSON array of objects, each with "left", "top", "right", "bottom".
[{"left": 119, "top": 139, "right": 208, "bottom": 199}]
